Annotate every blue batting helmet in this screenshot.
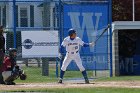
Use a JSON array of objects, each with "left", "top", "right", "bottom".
[{"left": 68, "top": 29, "right": 76, "bottom": 36}]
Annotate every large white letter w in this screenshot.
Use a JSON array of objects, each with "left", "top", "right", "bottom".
[{"left": 68, "top": 12, "right": 102, "bottom": 52}]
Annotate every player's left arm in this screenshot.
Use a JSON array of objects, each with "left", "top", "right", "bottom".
[
  {"left": 78, "top": 37, "right": 94, "bottom": 47},
  {"left": 83, "top": 42, "right": 94, "bottom": 47}
]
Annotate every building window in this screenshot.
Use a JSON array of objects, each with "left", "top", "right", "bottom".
[
  {"left": 0, "top": 6, "right": 6, "bottom": 27},
  {"left": 17, "top": 5, "right": 34, "bottom": 27},
  {"left": 20, "top": 7, "right": 28, "bottom": 27},
  {"left": 53, "top": 5, "right": 59, "bottom": 29},
  {"left": 30, "top": 5, "right": 34, "bottom": 27}
]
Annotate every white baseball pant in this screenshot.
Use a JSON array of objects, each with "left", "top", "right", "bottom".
[{"left": 61, "top": 52, "right": 85, "bottom": 71}]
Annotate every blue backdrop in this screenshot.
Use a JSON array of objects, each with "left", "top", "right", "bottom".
[{"left": 62, "top": 3, "right": 110, "bottom": 70}]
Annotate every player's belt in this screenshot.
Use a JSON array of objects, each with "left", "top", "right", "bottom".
[{"left": 67, "top": 51, "right": 78, "bottom": 54}]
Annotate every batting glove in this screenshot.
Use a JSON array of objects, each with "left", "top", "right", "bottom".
[{"left": 89, "top": 42, "right": 95, "bottom": 47}]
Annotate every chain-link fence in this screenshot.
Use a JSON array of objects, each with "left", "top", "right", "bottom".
[
  {"left": 2, "top": 0, "right": 57, "bottom": 81},
  {"left": 1, "top": 0, "right": 113, "bottom": 83},
  {"left": 60, "top": 0, "right": 112, "bottom": 79}
]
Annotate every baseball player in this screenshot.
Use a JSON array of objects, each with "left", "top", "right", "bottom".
[
  {"left": 58, "top": 29, "right": 94, "bottom": 84},
  {"left": 2, "top": 48, "right": 26, "bottom": 85},
  {"left": 0, "top": 26, "right": 5, "bottom": 84}
]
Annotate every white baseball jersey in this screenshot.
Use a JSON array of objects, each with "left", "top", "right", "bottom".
[
  {"left": 61, "top": 36, "right": 84, "bottom": 53},
  {"left": 61, "top": 36, "right": 85, "bottom": 71}
]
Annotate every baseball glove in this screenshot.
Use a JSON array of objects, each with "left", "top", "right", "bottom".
[
  {"left": 20, "top": 73, "right": 27, "bottom": 80},
  {"left": 19, "top": 69, "right": 27, "bottom": 80}
]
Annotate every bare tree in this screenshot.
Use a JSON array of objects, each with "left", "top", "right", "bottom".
[
  {"left": 112, "top": 0, "right": 133, "bottom": 21},
  {"left": 135, "top": 0, "right": 140, "bottom": 21}
]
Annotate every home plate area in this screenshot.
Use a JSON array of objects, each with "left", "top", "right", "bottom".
[
  {"left": 63, "top": 78, "right": 95, "bottom": 84},
  {"left": 1, "top": 79, "right": 140, "bottom": 91}
]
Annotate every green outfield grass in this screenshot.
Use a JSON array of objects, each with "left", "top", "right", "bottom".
[
  {"left": 8, "top": 87, "right": 140, "bottom": 93},
  {"left": 15, "top": 66, "right": 94, "bottom": 83},
  {"left": 15, "top": 66, "right": 140, "bottom": 83},
  {"left": 15, "top": 66, "right": 57, "bottom": 83}
]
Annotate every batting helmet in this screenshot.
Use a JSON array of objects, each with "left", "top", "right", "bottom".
[{"left": 68, "top": 29, "right": 76, "bottom": 36}]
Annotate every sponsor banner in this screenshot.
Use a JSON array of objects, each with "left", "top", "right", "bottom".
[{"left": 22, "top": 31, "right": 59, "bottom": 58}]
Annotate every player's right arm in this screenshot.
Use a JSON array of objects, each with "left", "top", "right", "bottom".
[
  {"left": 61, "top": 38, "right": 68, "bottom": 47},
  {"left": 60, "top": 38, "right": 67, "bottom": 54},
  {"left": 60, "top": 46, "right": 65, "bottom": 54},
  {"left": 4, "top": 57, "right": 12, "bottom": 71}
]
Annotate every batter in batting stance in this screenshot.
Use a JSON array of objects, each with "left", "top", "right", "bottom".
[{"left": 58, "top": 29, "right": 94, "bottom": 84}]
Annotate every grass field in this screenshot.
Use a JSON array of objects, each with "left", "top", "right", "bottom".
[
  {"left": 15, "top": 66, "right": 57, "bottom": 83},
  {"left": 15, "top": 66, "right": 140, "bottom": 83},
  {"left": 15, "top": 66, "right": 94, "bottom": 83},
  {"left": 8, "top": 87, "right": 140, "bottom": 93},
  {"left": 2, "top": 66, "right": 140, "bottom": 93}
]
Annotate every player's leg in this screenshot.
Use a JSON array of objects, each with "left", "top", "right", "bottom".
[
  {"left": 81, "top": 70, "right": 89, "bottom": 84},
  {"left": 0, "top": 72, "right": 4, "bottom": 84},
  {"left": 58, "top": 56, "right": 71, "bottom": 83},
  {"left": 0, "top": 51, "right": 5, "bottom": 84},
  {"left": 74, "top": 55, "right": 89, "bottom": 84},
  {"left": 2, "top": 71, "right": 16, "bottom": 85}
]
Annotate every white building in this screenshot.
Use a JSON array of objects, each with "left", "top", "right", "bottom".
[
  {"left": 0, "top": 0, "right": 44, "bottom": 29},
  {"left": 0, "top": 0, "right": 93, "bottom": 29}
]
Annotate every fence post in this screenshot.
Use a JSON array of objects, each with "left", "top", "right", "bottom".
[
  {"left": 56, "top": 58, "right": 59, "bottom": 78},
  {"left": 43, "top": 0, "right": 51, "bottom": 28},
  {"left": 13, "top": 0, "right": 16, "bottom": 48},
  {"left": 37, "top": 58, "right": 41, "bottom": 67},
  {"left": 59, "top": 0, "right": 63, "bottom": 73},
  {"left": 109, "top": 0, "right": 113, "bottom": 77},
  {"left": 42, "top": 58, "right": 49, "bottom": 76}
]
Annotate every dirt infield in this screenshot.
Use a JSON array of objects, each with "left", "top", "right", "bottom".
[{"left": 1, "top": 81, "right": 140, "bottom": 91}]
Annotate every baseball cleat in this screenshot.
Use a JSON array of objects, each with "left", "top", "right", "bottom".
[
  {"left": 58, "top": 79, "right": 63, "bottom": 84},
  {"left": 0, "top": 81, "right": 5, "bottom": 84},
  {"left": 5, "top": 81, "right": 16, "bottom": 85},
  {"left": 85, "top": 79, "right": 90, "bottom": 84}
]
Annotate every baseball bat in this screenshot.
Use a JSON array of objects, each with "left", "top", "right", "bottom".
[{"left": 94, "top": 24, "right": 111, "bottom": 44}]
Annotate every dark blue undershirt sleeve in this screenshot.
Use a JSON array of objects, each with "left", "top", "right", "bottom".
[
  {"left": 83, "top": 43, "right": 90, "bottom": 47},
  {"left": 60, "top": 45, "right": 65, "bottom": 53}
]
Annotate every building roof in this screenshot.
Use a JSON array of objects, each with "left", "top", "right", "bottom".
[{"left": 112, "top": 21, "right": 140, "bottom": 30}]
